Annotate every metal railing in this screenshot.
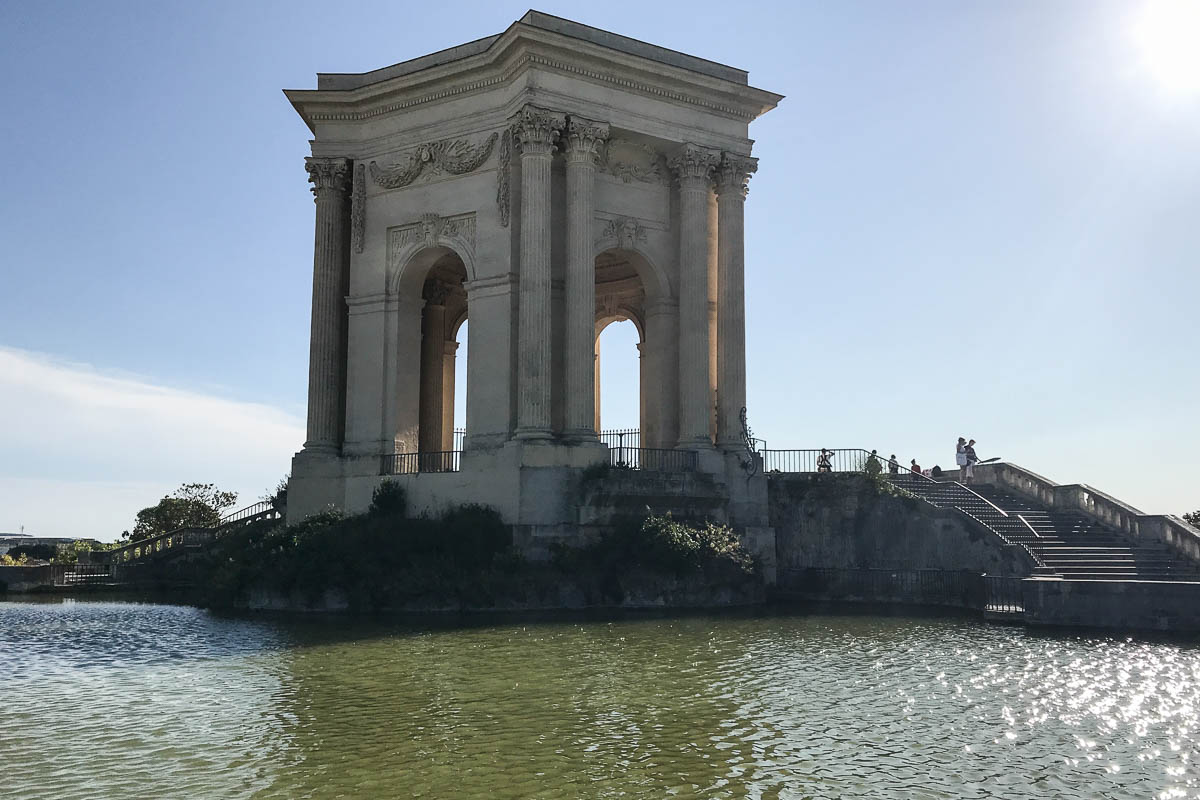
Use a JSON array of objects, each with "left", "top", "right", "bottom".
[
  {"left": 50, "top": 564, "right": 117, "bottom": 587},
  {"left": 600, "top": 429, "right": 766, "bottom": 452},
  {"left": 113, "top": 498, "right": 286, "bottom": 563},
  {"left": 780, "top": 567, "right": 984, "bottom": 609},
  {"left": 609, "top": 447, "right": 698, "bottom": 472},
  {"left": 220, "top": 500, "right": 282, "bottom": 527},
  {"left": 453, "top": 428, "right": 466, "bottom": 451},
  {"left": 381, "top": 450, "right": 462, "bottom": 475},
  {"left": 982, "top": 575, "right": 1025, "bottom": 614},
  {"left": 599, "top": 428, "right": 641, "bottom": 450}
]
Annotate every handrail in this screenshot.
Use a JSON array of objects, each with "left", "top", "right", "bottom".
[
  {"left": 1017, "top": 514, "right": 1041, "bottom": 540},
  {"left": 609, "top": 447, "right": 698, "bottom": 472},
  {"left": 380, "top": 450, "right": 462, "bottom": 475},
  {"left": 113, "top": 499, "right": 284, "bottom": 563}
]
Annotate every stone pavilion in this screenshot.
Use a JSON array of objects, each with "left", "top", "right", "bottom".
[{"left": 285, "top": 11, "right": 783, "bottom": 551}]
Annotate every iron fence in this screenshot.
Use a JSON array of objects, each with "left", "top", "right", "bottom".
[
  {"left": 220, "top": 500, "right": 281, "bottom": 527},
  {"left": 780, "top": 567, "right": 985, "bottom": 609},
  {"left": 983, "top": 575, "right": 1025, "bottom": 613},
  {"left": 453, "top": 428, "right": 466, "bottom": 451},
  {"left": 50, "top": 564, "right": 115, "bottom": 587},
  {"left": 609, "top": 447, "right": 698, "bottom": 472},
  {"left": 599, "top": 428, "right": 641, "bottom": 450},
  {"left": 381, "top": 450, "right": 462, "bottom": 475}
]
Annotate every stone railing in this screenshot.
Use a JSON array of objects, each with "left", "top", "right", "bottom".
[{"left": 973, "top": 462, "right": 1200, "bottom": 565}]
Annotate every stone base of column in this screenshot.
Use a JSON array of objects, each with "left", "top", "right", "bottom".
[
  {"left": 503, "top": 438, "right": 608, "bottom": 468},
  {"left": 513, "top": 427, "right": 555, "bottom": 442},
  {"left": 677, "top": 436, "right": 715, "bottom": 450},
  {"left": 300, "top": 441, "right": 340, "bottom": 457},
  {"left": 562, "top": 428, "right": 602, "bottom": 445}
]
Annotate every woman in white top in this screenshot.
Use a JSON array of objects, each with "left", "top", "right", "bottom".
[{"left": 956, "top": 437, "right": 968, "bottom": 481}]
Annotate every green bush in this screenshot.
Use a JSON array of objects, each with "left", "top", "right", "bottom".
[
  {"left": 369, "top": 480, "right": 407, "bottom": 517},
  {"left": 199, "top": 497, "right": 512, "bottom": 610}
]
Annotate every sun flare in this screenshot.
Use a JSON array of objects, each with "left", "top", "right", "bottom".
[{"left": 1133, "top": 0, "right": 1200, "bottom": 94}]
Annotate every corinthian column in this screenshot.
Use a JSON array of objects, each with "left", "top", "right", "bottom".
[
  {"left": 669, "top": 144, "right": 721, "bottom": 449},
  {"left": 715, "top": 153, "right": 757, "bottom": 449},
  {"left": 418, "top": 282, "right": 449, "bottom": 454},
  {"left": 563, "top": 116, "right": 609, "bottom": 442},
  {"left": 303, "top": 157, "right": 351, "bottom": 453},
  {"left": 513, "top": 106, "right": 565, "bottom": 440}
]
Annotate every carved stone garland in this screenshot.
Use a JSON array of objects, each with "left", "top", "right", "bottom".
[
  {"left": 369, "top": 132, "right": 499, "bottom": 189},
  {"left": 599, "top": 138, "right": 668, "bottom": 184},
  {"left": 496, "top": 130, "right": 512, "bottom": 228},
  {"left": 350, "top": 163, "right": 366, "bottom": 253}
]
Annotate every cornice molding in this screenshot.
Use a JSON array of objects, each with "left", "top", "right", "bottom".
[{"left": 287, "top": 31, "right": 782, "bottom": 132}]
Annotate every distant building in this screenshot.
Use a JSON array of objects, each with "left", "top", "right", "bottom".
[{"left": 0, "top": 534, "right": 101, "bottom": 557}]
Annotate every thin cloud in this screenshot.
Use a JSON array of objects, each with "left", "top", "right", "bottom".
[{"left": 0, "top": 346, "right": 303, "bottom": 540}]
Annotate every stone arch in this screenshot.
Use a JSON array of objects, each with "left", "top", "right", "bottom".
[
  {"left": 592, "top": 220, "right": 670, "bottom": 301},
  {"left": 387, "top": 212, "right": 477, "bottom": 297}
]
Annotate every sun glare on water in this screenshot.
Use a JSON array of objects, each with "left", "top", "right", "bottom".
[{"left": 1132, "top": 0, "right": 1200, "bottom": 94}]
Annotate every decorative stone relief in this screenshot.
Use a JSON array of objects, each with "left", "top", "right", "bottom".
[
  {"left": 423, "top": 280, "right": 453, "bottom": 305},
  {"left": 668, "top": 143, "right": 721, "bottom": 184},
  {"left": 369, "top": 132, "right": 499, "bottom": 189},
  {"left": 596, "top": 217, "right": 648, "bottom": 251},
  {"left": 599, "top": 138, "right": 667, "bottom": 184},
  {"left": 388, "top": 212, "right": 477, "bottom": 285},
  {"left": 496, "top": 130, "right": 512, "bottom": 228},
  {"left": 563, "top": 117, "right": 609, "bottom": 164},
  {"left": 350, "top": 163, "right": 366, "bottom": 253},
  {"left": 715, "top": 152, "right": 758, "bottom": 197},
  {"left": 511, "top": 105, "right": 565, "bottom": 154},
  {"left": 305, "top": 157, "right": 350, "bottom": 197}
]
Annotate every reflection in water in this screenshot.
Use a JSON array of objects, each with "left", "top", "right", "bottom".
[{"left": 2, "top": 600, "right": 1200, "bottom": 799}]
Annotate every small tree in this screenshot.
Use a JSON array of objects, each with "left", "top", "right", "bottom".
[
  {"left": 124, "top": 483, "right": 238, "bottom": 541},
  {"left": 1184, "top": 510, "right": 1200, "bottom": 529}
]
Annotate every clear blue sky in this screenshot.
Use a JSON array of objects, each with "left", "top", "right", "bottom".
[{"left": 1, "top": 0, "right": 1197, "bottom": 538}]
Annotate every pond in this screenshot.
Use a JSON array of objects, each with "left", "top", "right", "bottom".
[{"left": 2, "top": 599, "right": 1198, "bottom": 799}]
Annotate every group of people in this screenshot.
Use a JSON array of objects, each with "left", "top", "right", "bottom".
[
  {"left": 955, "top": 437, "right": 980, "bottom": 483},
  {"left": 818, "top": 439, "right": 982, "bottom": 483}
]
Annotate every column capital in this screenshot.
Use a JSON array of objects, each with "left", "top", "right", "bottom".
[
  {"left": 563, "top": 117, "right": 610, "bottom": 165},
  {"left": 715, "top": 153, "right": 758, "bottom": 198},
  {"left": 305, "top": 157, "right": 351, "bottom": 198},
  {"left": 511, "top": 105, "right": 566, "bottom": 156},
  {"left": 423, "top": 279, "right": 453, "bottom": 306},
  {"left": 668, "top": 143, "right": 721, "bottom": 187}
]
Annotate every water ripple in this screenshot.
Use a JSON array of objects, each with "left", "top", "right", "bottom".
[{"left": 3, "top": 601, "right": 1200, "bottom": 798}]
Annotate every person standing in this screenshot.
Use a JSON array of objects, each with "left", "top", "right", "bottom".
[
  {"left": 910, "top": 458, "right": 922, "bottom": 475},
  {"left": 817, "top": 448, "right": 832, "bottom": 473},
  {"left": 963, "top": 439, "right": 979, "bottom": 483},
  {"left": 955, "top": 437, "right": 968, "bottom": 481},
  {"left": 865, "top": 449, "right": 882, "bottom": 476},
  {"left": 888, "top": 454, "right": 900, "bottom": 475}
]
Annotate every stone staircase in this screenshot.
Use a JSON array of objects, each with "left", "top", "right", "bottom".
[
  {"left": 973, "top": 485, "right": 1200, "bottom": 581},
  {"left": 888, "top": 474, "right": 1200, "bottom": 581}
]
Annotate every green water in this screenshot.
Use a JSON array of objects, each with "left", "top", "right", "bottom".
[{"left": 3, "top": 599, "right": 1200, "bottom": 799}]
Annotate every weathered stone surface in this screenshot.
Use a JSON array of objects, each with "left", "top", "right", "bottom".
[{"left": 285, "top": 13, "right": 782, "bottom": 534}]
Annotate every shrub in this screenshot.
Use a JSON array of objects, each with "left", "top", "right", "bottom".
[{"left": 369, "top": 480, "right": 407, "bottom": 518}]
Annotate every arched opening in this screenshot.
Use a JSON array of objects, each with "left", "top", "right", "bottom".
[
  {"left": 595, "top": 249, "right": 648, "bottom": 447},
  {"left": 417, "top": 251, "right": 468, "bottom": 457},
  {"left": 452, "top": 318, "right": 468, "bottom": 451}
]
